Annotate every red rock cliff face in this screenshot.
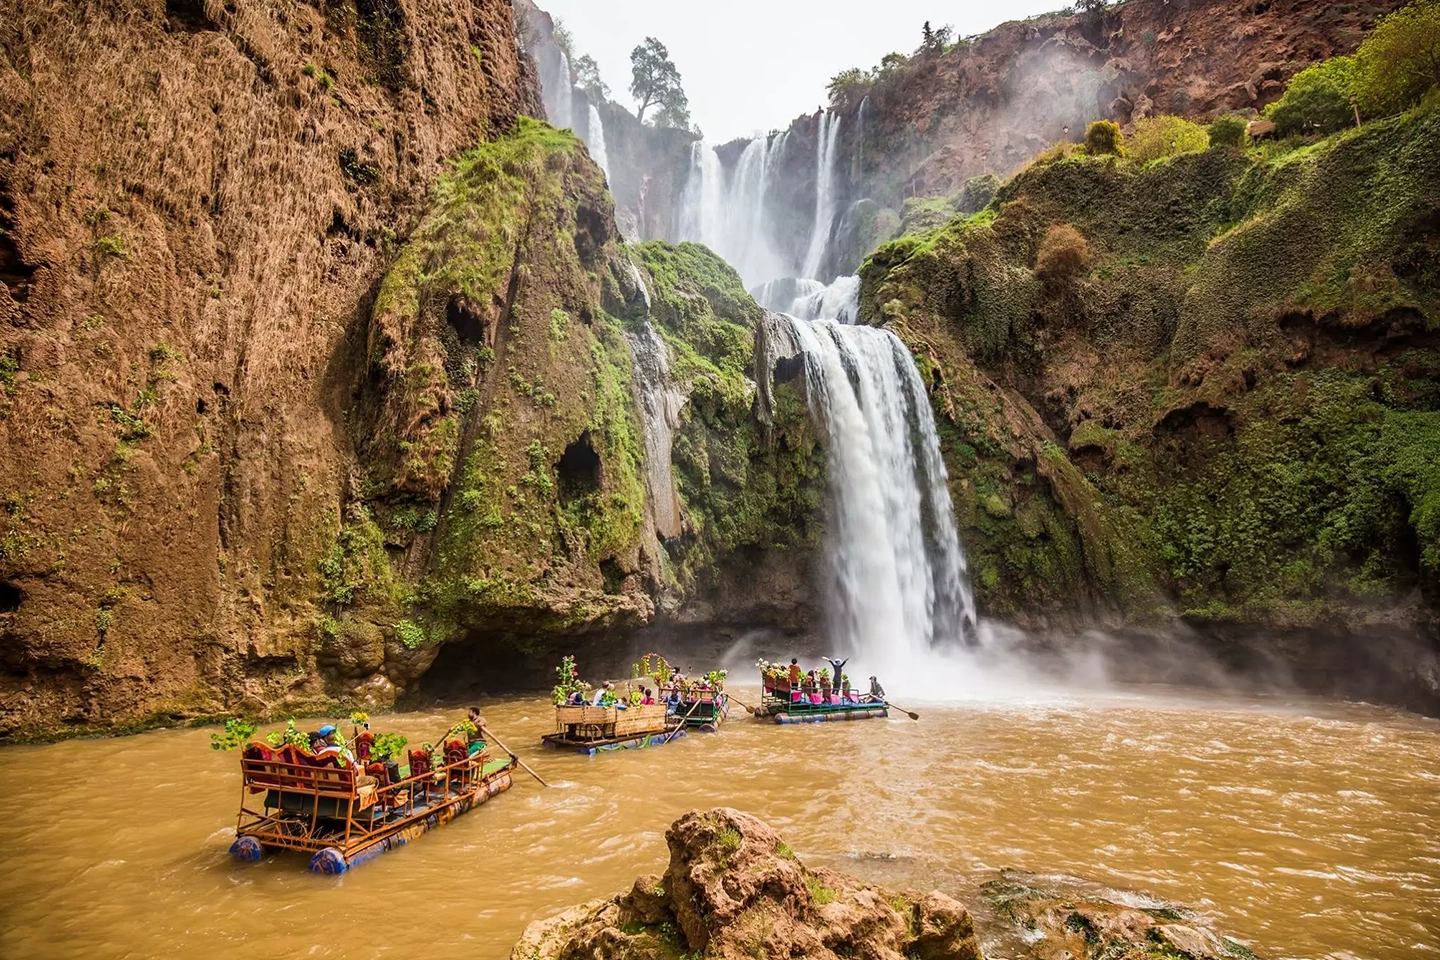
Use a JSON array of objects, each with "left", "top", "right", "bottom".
[
  {"left": 0, "top": 0, "right": 540, "bottom": 737},
  {"left": 847, "top": 0, "right": 1407, "bottom": 203}
]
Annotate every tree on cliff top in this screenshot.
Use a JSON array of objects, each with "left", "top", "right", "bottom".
[
  {"left": 1353, "top": 0, "right": 1440, "bottom": 116},
  {"left": 574, "top": 54, "right": 609, "bottom": 101},
  {"left": 630, "top": 37, "right": 689, "bottom": 128}
]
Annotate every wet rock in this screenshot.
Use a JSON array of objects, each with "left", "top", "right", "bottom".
[
  {"left": 512, "top": 808, "right": 983, "bottom": 960},
  {"left": 977, "top": 871, "right": 1261, "bottom": 960}
]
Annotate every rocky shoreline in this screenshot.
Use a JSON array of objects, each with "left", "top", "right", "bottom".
[{"left": 513, "top": 808, "right": 1262, "bottom": 960}]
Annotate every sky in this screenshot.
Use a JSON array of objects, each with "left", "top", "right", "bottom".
[{"left": 538, "top": 0, "right": 1061, "bottom": 143}]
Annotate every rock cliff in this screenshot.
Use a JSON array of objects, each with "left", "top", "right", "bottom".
[{"left": 855, "top": 105, "right": 1440, "bottom": 710}]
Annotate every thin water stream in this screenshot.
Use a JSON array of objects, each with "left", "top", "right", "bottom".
[{"left": 1, "top": 687, "right": 1436, "bottom": 960}]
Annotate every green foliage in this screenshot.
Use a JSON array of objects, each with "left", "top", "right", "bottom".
[
  {"left": 827, "top": 67, "right": 873, "bottom": 110},
  {"left": 1266, "top": 57, "right": 1358, "bottom": 136},
  {"left": 806, "top": 877, "right": 836, "bottom": 906},
  {"left": 394, "top": 618, "right": 426, "bottom": 648},
  {"left": 630, "top": 37, "right": 689, "bottom": 128},
  {"left": 210, "top": 718, "right": 258, "bottom": 751},
  {"left": 573, "top": 54, "right": 610, "bottom": 101},
  {"left": 549, "top": 307, "right": 570, "bottom": 341},
  {"left": 1084, "top": 119, "right": 1124, "bottom": 156},
  {"left": 95, "top": 607, "right": 114, "bottom": 635},
  {"left": 1034, "top": 224, "right": 1091, "bottom": 283},
  {"left": 318, "top": 508, "right": 398, "bottom": 606},
  {"left": 774, "top": 841, "right": 796, "bottom": 860},
  {"left": 1126, "top": 115, "right": 1209, "bottom": 163},
  {"left": 1207, "top": 115, "right": 1249, "bottom": 149},
  {"left": 265, "top": 719, "right": 312, "bottom": 750},
  {"left": 552, "top": 655, "right": 585, "bottom": 704},
  {"left": 1353, "top": 0, "right": 1440, "bottom": 117},
  {"left": 717, "top": 828, "right": 742, "bottom": 851},
  {"left": 0, "top": 351, "right": 17, "bottom": 388},
  {"left": 301, "top": 62, "right": 335, "bottom": 91},
  {"left": 93, "top": 235, "right": 129, "bottom": 260},
  {"left": 372, "top": 731, "right": 409, "bottom": 760}
]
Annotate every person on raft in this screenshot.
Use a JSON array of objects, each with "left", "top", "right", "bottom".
[
  {"left": 823, "top": 656, "right": 849, "bottom": 684},
  {"left": 312, "top": 725, "right": 355, "bottom": 765},
  {"left": 864, "top": 676, "right": 886, "bottom": 703},
  {"left": 788, "top": 658, "right": 802, "bottom": 686},
  {"left": 465, "top": 706, "right": 488, "bottom": 755}
]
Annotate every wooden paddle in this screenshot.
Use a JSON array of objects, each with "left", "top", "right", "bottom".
[
  {"left": 723, "top": 691, "right": 757, "bottom": 713},
  {"left": 884, "top": 702, "right": 920, "bottom": 721},
  {"left": 480, "top": 724, "right": 550, "bottom": 787}
]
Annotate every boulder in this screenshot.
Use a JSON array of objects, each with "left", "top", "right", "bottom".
[{"left": 512, "top": 808, "right": 983, "bottom": 960}]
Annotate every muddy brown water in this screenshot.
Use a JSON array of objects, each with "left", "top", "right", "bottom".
[{"left": 0, "top": 687, "right": 1436, "bottom": 960}]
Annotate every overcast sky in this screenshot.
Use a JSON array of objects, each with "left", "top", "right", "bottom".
[{"left": 538, "top": 1, "right": 1061, "bottom": 142}]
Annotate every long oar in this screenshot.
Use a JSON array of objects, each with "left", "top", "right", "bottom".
[
  {"left": 723, "top": 691, "right": 758, "bottom": 713},
  {"left": 664, "top": 699, "right": 702, "bottom": 742},
  {"left": 884, "top": 701, "right": 920, "bottom": 721},
  {"left": 481, "top": 724, "right": 550, "bottom": 787}
]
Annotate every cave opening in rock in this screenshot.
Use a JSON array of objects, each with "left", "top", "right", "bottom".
[
  {"left": 0, "top": 228, "right": 34, "bottom": 303},
  {"left": 0, "top": 581, "right": 22, "bottom": 614},
  {"left": 556, "top": 432, "right": 602, "bottom": 503},
  {"left": 599, "top": 558, "right": 625, "bottom": 595},
  {"left": 446, "top": 295, "right": 488, "bottom": 346},
  {"left": 165, "top": 0, "right": 215, "bottom": 31}
]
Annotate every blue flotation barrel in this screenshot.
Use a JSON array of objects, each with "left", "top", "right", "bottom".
[
  {"left": 229, "top": 835, "right": 264, "bottom": 862},
  {"left": 308, "top": 847, "right": 349, "bottom": 874}
]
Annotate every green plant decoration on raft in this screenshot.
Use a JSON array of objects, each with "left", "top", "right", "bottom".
[
  {"left": 209, "top": 718, "right": 257, "bottom": 751},
  {"left": 552, "top": 655, "right": 587, "bottom": 705}
]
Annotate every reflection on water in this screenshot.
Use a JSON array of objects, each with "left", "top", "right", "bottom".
[{"left": 0, "top": 687, "right": 1437, "bottom": 960}]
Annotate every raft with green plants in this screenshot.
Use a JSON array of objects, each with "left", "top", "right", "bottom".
[
  {"left": 543, "top": 656, "right": 687, "bottom": 755},
  {"left": 215, "top": 714, "right": 514, "bottom": 874},
  {"left": 754, "top": 660, "right": 890, "bottom": 724}
]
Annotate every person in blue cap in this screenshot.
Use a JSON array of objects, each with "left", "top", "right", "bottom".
[{"left": 313, "top": 724, "right": 355, "bottom": 765}]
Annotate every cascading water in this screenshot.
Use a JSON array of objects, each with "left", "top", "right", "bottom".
[
  {"left": 585, "top": 103, "right": 611, "bottom": 184},
  {"left": 789, "top": 275, "right": 860, "bottom": 324},
  {"left": 676, "top": 133, "right": 792, "bottom": 286},
  {"left": 624, "top": 319, "right": 685, "bottom": 540},
  {"left": 538, "top": 49, "right": 574, "bottom": 132},
  {"left": 801, "top": 112, "right": 843, "bottom": 280},
  {"left": 779, "top": 315, "right": 977, "bottom": 678}
]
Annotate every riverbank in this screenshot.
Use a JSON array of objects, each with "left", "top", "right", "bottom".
[{"left": 0, "top": 688, "right": 1435, "bottom": 960}]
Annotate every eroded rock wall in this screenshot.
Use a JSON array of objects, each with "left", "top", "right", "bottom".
[{"left": 0, "top": 0, "right": 540, "bottom": 738}]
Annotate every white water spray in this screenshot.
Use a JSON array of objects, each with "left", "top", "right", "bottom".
[
  {"left": 780, "top": 316, "right": 976, "bottom": 681},
  {"left": 584, "top": 103, "right": 611, "bottom": 184},
  {"left": 624, "top": 320, "right": 685, "bottom": 540},
  {"left": 539, "top": 49, "right": 574, "bottom": 131},
  {"left": 801, "top": 112, "right": 843, "bottom": 280},
  {"left": 789, "top": 275, "right": 860, "bottom": 324},
  {"left": 676, "top": 134, "right": 792, "bottom": 286}
]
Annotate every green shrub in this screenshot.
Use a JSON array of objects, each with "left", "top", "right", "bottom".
[
  {"left": 1035, "top": 224, "right": 1091, "bottom": 284},
  {"left": 395, "top": 619, "right": 426, "bottom": 648},
  {"left": 1084, "top": 120, "right": 1124, "bottom": 156},
  {"left": 957, "top": 174, "right": 1001, "bottom": 214},
  {"left": 1207, "top": 114, "right": 1249, "bottom": 149},
  {"left": 1127, "top": 115, "right": 1210, "bottom": 163},
  {"left": 1353, "top": 0, "right": 1440, "bottom": 117},
  {"left": 1266, "top": 57, "right": 1358, "bottom": 136}
]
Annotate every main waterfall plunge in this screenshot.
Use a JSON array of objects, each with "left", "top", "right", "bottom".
[
  {"left": 673, "top": 111, "right": 980, "bottom": 675},
  {"left": 768, "top": 316, "right": 978, "bottom": 675}
]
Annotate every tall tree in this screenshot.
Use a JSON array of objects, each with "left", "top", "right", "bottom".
[
  {"left": 630, "top": 36, "right": 687, "bottom": 126},
  {"left": 573, "top": 54, "right": 610, "bottom": 101}
]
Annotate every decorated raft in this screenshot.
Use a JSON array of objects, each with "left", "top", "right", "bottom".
[
  {"left": 542, "top": 702, "right": 686, "bottom": 754},
  {"left": 678, "top": 690, "right": 730, "bottom": 732},
  {"left": 754, "top": 663, "right": 888, "bottom": 724},
  {"left": 229, "top": 733, "right": 513, "bottom": 873}
]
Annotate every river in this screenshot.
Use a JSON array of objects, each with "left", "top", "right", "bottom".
[{"left": 0, "top": 686, "right": 1436, "bottom": 960}]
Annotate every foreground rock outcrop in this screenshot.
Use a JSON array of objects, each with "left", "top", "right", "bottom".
[{"left": 513, "top": 808, "right": 982, "bottom": 960}]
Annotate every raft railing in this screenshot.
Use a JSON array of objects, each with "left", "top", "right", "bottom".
[{"left": 236, "top": 747, "right": 500, "bottom": 855}]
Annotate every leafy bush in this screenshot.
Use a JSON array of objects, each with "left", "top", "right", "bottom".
[
  {"left": 1035, "top": 224, "right": 1091, "bottom": 284},
  {"left": 1266, "top": 56, "right": 1358, "bottom": 136},
  {"left": 1084, "top": 120, "right": 1124, "bottom": 156},
  {"left": 1127, "top": 115, "right": 1210, "bottom": 163},
  {"left": 1353, "top": 0, "right": 1440, "bottom": 117},
  {"left": 957, "top": 174, "right": 1001, "bottom": 214},
  {"left": 394, "top": 618, "right": 425, "bottom": 648},
  {"left": 1208, "top": 114, "right": 1249, "bottom": 148}
]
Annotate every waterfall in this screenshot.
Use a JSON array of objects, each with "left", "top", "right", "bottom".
[
  {"left": 625, "top": 319, "right": 686, "bottom": 541},
  {"left": 676, "top": 133, "right": 793, "bottom": 287},
  {"left": 789, "top": 275, "right": 860, "bottom": 324},
  {"left": 801, "top": 112, "right": 843, "bottom": 280},
  {"left": 585, "top": 103, "right": 611, "bottom": 183},
  {"left": 782, "top": 315, "right": 977, "bottom": 673},
  {"left": 539, "top": 49, "right": 574, "bottom": 131}
]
